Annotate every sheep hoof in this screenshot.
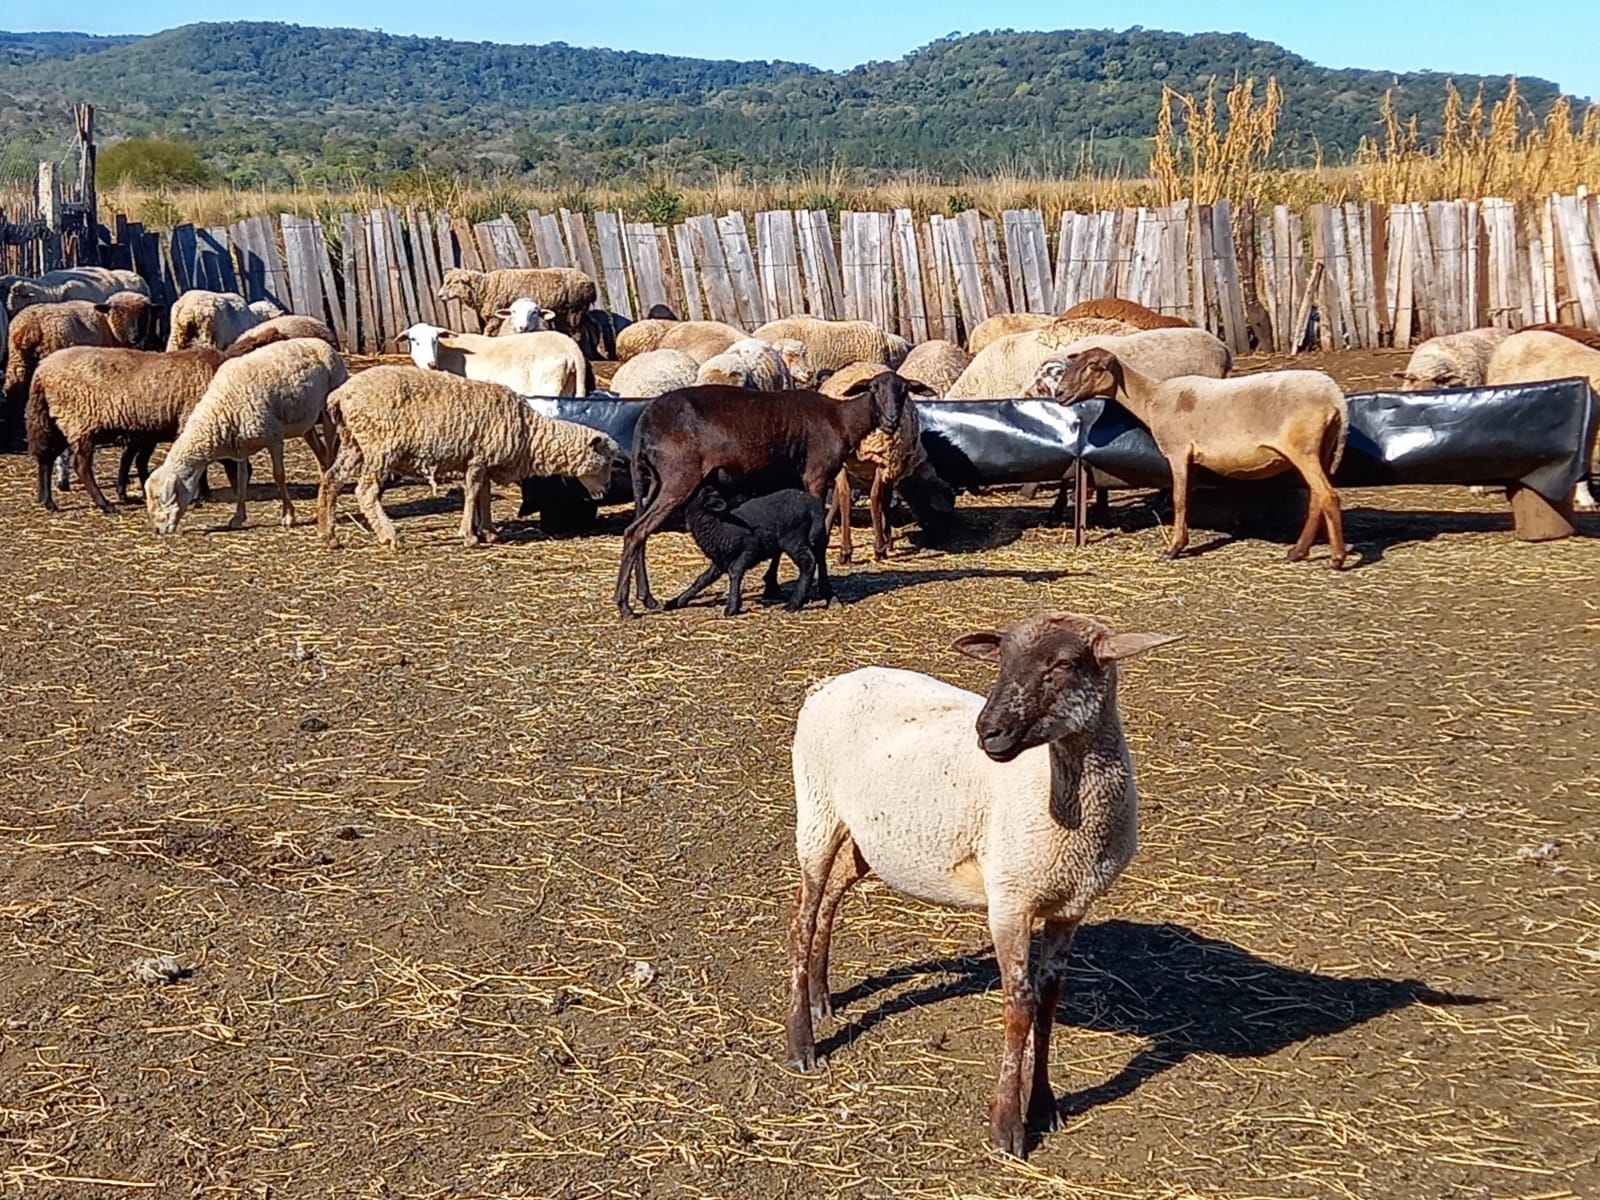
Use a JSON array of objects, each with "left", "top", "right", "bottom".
[
  {"left": 809, "top": 999, "right": 832, "bottom": 1022},
  {"left": 988, "top": 1116, "right": 1028, "bottom": 1159},
  {"left": 617, "top": 606, "right": 640, "bottom": 621},
  {"left": 1328, "top": 554, "right": 1347, "bottom": 570},
  {"left": 1027, "top": 1097, "right": 1062, "bottom": 1133},
  {"left": 785, "top": 1042, "right": 818, "bottom": 1073},
  {"left": 280, "top": 514, "right": 296, "bottom": 529},
  {"left": 1285, "top": 547, "right": 1309, "bottom": 563}
]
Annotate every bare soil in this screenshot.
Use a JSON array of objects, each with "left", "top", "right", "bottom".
[{"left": 1, "top": 349, "right": 1596, "bottom": 1199}]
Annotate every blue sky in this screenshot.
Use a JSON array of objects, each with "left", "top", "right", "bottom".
[{"left": 8, "top": 0, "right": 1597, "bottom": 99}]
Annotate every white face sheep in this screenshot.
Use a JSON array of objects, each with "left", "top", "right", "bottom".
[
  {"left": 493, "top": 298, "right": 557, "bottom": 335},
  {"left": 397, "top": 322, "right": 590, "bottom": 398},
  {"left": 787, "top": 611, "right": 1178, "bottom": 1158}
]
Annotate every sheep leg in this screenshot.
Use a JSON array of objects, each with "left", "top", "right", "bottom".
[
  {"left": 73, "top": 440, "right": 114, "bottom": 514},
  {"left": 35, "top": 453, "right": 58, "bottom": 512},
  {"left": 615, "top": 478, "right": 696, "bottom": 616},
  {"left": 116, "top": 443, "right": 146, "bottom": 503},
  {"left": 268, "top": 441, "right": 294, "bottom": 528},
  {"left": 1285, "top": 449, "right": 1345, "bottom": 568},
  {"left": 807, "top": 837, "right": 869, "bottom": 1018},
  {"left": 1163, "top": 451, "right": 1193, "bottom": 559},
  {"left": 354, "top": 472, "right": 400, "bottom": 549},
  {"left": 1025, "top": 917, "right": 1080, "bottom": 1133},
  {"left": 227, "top": 458, "right": 252, "bottom": 530},
  {"left": 761, "top": 555, "right": 784, "bottom": 602},
  {"left": 785, "top": 829, "right": 848, "bottom": 1071},
  {"left": 829, "top": 469, "right": 855, "bottom": 565},
  {"left": 460, "top": 464, "right": 488, "bottom": 546},
  {"left": 723, "top": 552, "right": 760, "bottom": 617},
  {"left": 475, "top": 481, "right": 501, "bottom": 544},
  {"left": 813, "top": 528, "right": 835, "bottom": 605},
  {"left": 869, "top": 469, "right": 891, "bottom": 561},
  {"left": 988, "top": 913, "right": 1036, "bottom": 1159},
  {"left": 785, "top": 543, "right": 816, "bottom": 611},
  {"left": 663, "top": 562, "right": 726, "bottom": 610},
  {"left": 318, "top": 444, "right": 361, "bottom": 544}
]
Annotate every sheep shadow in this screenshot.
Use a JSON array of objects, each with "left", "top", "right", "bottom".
[
  {"left": 832, "top": 565, "right": 1081, "bottom": 602},
  {"left": 818, "top": 919, "right": 1485, "bottom": 1132}
]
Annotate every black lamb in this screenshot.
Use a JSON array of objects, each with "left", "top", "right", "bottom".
[{"left": 665, "top": 473, "right": 833, "bottom": 616}]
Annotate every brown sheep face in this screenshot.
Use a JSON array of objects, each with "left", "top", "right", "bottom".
[
  {"left": 953, "top": 613, "right": 1179, "bottom": 763},
  {"left": 867, "top": 372, "right": 908, "bottom": 431},
  {"left": 1048, "top": 350, "right": 1121, "bottom": 404},
  {"left": 100, "top": 295, "right": 157, "bottom": 349}
]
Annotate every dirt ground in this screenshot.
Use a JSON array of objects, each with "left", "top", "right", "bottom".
[{"left": 1, "top": 348, "right": 1597, "bottom": 1199}]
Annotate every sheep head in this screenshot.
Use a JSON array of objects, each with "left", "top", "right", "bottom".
[
  {"left": 497, "top": 299, "right": 556, "bottom": 333},
  {"left": 6, "top": 280, "right": 43, "bottom": 313},
  {"left": 769, "top": 338, "right": 814, "bottom": 386},
  {"left": 574, "top": 432, "right": 622, "bottom": 500},
  {"left": 395, "top": 323, "right": 454, "bottom": 371},
  {"left": 953, "top": 613, "right": 1179, "bottom": 762},
  {"left": 437, "top": 269, "right": 482, "bottom": 308},
  {"left": 96, "top": 293, "right": 157, "bottom": 349},
  {"left": 1038, "top": 349, "right": 1121, "bottom": 404},
  {"left": 145, "top": 463, "right": 202, "bottom": 535}
]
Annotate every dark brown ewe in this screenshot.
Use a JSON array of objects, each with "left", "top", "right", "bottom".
[{"left": 613, "top": 373, "right": 909, "bottom": 617}]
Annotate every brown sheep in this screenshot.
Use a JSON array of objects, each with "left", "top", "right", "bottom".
[
  {"left": 1037, "top": 348, "right": 1349, "bottom": 566},
  {"left": 1061, "top": 297, "right": 1192, "bottom": 329},
  {"left": 437, "top": 267, "right": 597, "bottom": 337},
  {"left": 5, "top": 293, "right": 158, "bottom": 437},
  {"left": 818, "top": 364, "right": 928, "bottom": 563},
  {"left": 656, "top": 320, "right": 748, "bottom": 364}
]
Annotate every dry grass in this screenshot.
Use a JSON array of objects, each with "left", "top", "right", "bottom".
[{"left": 0, "top": 350, "right": 1597, "bottom": 1198}]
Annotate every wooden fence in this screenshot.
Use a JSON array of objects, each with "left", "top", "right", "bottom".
[{"left": 57, "top": 191, "right": 1600, "bottom": 356}]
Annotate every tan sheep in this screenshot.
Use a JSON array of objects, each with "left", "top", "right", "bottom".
[
  {"left": 615, "top": 318, "right": 677, "bottom": 361},
  {"left": 818, "top": 364, "right": 928, "bottom": 562},
  {"left": 317, "top": 366, "right": 619, "bottom": 549},
  {"left": 227, "top": 315, "right": 339, "bottom": 354},
  {"left": 655, "top": 320, "right": 748, "bottom": 364},
  {"left": 1393, "top": 328, "right": 1512, "bottom": 389},
  {"left": 145, "top": 339, "right": 348, "bottom": 534},
  {"left": 167, "top": 290, "right": 285, "bottom": 350},
  {"left": 1037, "top": 348, "right": 1349, "bottom": 565},
  {"left": 752, "top": 315, "right": 904, "bottom": 374},
  {"left": 1035, "top": 315, "right": 1141, "bottom": 348},
  {"left": 609, "top": 348, "right": 701, "bottom": 398},
  {"left": 897, "top": 339, "right": 971, "bottom": 397},
  {"left": 1061, "top": 297, "right": 1191, "bottom": 329},
  {"left": 398, "top": 322, "right": 590, "bottom": 397},
  {"left": 6, "top": 267, "right": 149, "bottom": 313},
  {"left": 966, "top": 312, "right": 1052, "bottom": 354},
  {"left": 1485, "top": 330, "right": 1600, "bottom": 509},
  {"left": 437, "top": 267, "right": 597, "bottom": 336},
  {"left": 696, "top": 338, "right": 794, "bottom": 390},
  {"left": 950, "top": 325, "right": 1230, "bottom": 399}
]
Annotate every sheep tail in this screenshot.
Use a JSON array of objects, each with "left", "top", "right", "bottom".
[
  {"left": 24, "top": 373, "right": 64, "bottom": 459},
  {"left": 1326, "top": 399, "right": 1349, "bottom": 476},
  {"left": 629, "top": 434, "right": 657, "bottom": 519}
]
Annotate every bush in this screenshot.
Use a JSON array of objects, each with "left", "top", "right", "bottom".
[{"left": 98, "top": 139, "right": 213, "bottom": 188}]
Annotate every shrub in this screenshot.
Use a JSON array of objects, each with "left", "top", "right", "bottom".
[{"left": 98, "top": 139, "right": 213, "bottom": 188}]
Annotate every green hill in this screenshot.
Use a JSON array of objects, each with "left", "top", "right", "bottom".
[{"left": 0, "top": 21, "right": 1573, "bottom": 187}]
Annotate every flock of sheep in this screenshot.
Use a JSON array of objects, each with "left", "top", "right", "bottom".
[{"left": 4, "top": 258, "right": 1599, "bottom": 1160}]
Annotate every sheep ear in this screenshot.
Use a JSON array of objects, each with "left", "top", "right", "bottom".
[
  {"left": 542, "top": 308, "right": 556, "bottom": 320},
  {"left": 1093, "top": 631, "right": 1182, "bottom": 664},
  {"left": 1389, "top": 371, "right": 1407, "bottom": 381},
  {"left": 94, "top": 303, "right": 111, "bottom": 314},
  {"left": 494, "top": 308, "right": 513, "bottom": 319},
  {"left": 951, "top": 631, "right": 1002, "bottom": 663}
]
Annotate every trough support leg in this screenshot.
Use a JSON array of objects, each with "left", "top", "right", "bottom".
[{"left": 1508, "top": 485, "right": 1575, "bottom": 542}]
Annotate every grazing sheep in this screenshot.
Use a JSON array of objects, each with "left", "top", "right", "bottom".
[
  {"left": 787, "top": 610, "right": 1179, "bottom": 1158},
  {"left": 897, "top": 339, "right": 971, "bottom": 397},
  {"left": 616, "top": 373, "right": 911, "bottom": 616},
  {"left": 966, "top": 312, "right": 1052, "bottom": 355},
  {"left": 27, "top": 343, "right": 241, "bottom": 512},
  {"left": 615, "top": 318, "right": 676, "bottom": 361},
  {"left": 145, "top": 339, "right": 348, "bottom": 534},
  {"left": 437, "top": 267, "right": 597, "bottom": 336},
  {"left": 1485, "top": 330, "right": 1600, "bottom": 509},
  {"left": 397, "top": 322, "right": 591, "bottom": 398},
  {"left": 5, "top": 293, "right": 158, "bottom": 425},
  {"left": 696, "top": 338, "right": 795, "bottom": 390},
  {"left": 167, "top": 290, "right": 285, "bottom": 350},
  {"left": 609, "top": 348, "right": 702, "bottom": 398},
  {"left": 6, "top": 267, "right": 148, "bottom": 314},
  {"left": 948, "top": 326, "right": 1229, "bottom": 399},
  {"left": 493, "top": 298, "right": 555, "bottom": 334},
  {"left": 663, "top": 473, "right": 831, "bottom": 615},
  {"left": 818, "top": 365, "right": 929, "bottom": 563},
  {"left": 317, "top": 366, "right": 619, "bottom": 548},
  {"left": 1039, "top": 348, "right": 1349, "bottom": 565},
  {"left": 1061, "top": 297, "right": 1191, "bottom": 329},
  {"left": 769, "top": 337, "right": 816, "bottom": 387},
  {"left": 1392, "top": 327, "right": 1513, "bottom": 390},
  {"left": 752, "top": 316, "right": 906, "bottom": 375}
]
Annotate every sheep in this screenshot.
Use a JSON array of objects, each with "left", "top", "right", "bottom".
[
  {"left": 615, "top": 318, "right": 676, "bottom": 362},
  {"left": 396, "top": 322, "right": 591, "bottom": 398},
  {"left": 608, "top": 348, "right": 702, "bottom": 398},
  {"left": 1034, "top": 315, "right": 1142, "bottom": 349},
  {"left": 696, "top": 338, "right": 795, "bottom": 390},
  {"left": 897, "top": 338, "right": 971, "bottom": 397},
  {"left": 6, "top": 267, "right": 149, "bottom": 314},
  {"left": 437, "top": 267, "right": 597, "bottom": 336},
  {"left": 1392, "top": 327, "right": 1513, "bottom": 390},
  {"left": 786, "top": 610, "right": 1179, "bottom": 1158},
  {"left": 27, "top": 343, "right": 241, "bottom": 513},
  {"left": 752, "top": 316, "right": 907, "bottom": 375},
  {"left": 1060, "top": 297, "right": 1191, "bottom": 329},
  {"left": 575, "top": 308, "right": 631, "bottom": 361},
  {"left": 948, "top": 325, "right": 1230, "bottom": 399},
  {"left": 769, "top": 337, "right": 816, "bottom": 387},
  {"left": 1038, "top": 348, "right": 1349, "bottom": 565},
  {"left": 966, "top": 312, "right": 1052, "bottom": 355},
  {"left": 658, "top": 320, "right": 748, "bottom": 364},
  {"left": 145, "top": 339, "right": 348, "bottom": 534},
  {"left": 167, "top": 290, "right": 285, "bottom": 350},
  {"left": 615, "top": 372, "right": 911, "bottom": 617},
  {"left": 316, "top": 366, "right": 619, "bottom": 549},
  {"left": 1485, "top": 330, "right": 1600, "bottom": 509},
  {"left": 661, "top": 472, "right": 831, "bottom": 616},
  {"left": 818, "top": 365, "right": 929, "bottom": 563},
  {"left": 1526, "top": 322, "right": 1600, "bottom": 351},
  {"left": 5, "top": 293, "right": 158, "bottom": 427},
  {"left": 227, "top": 314, "right": 339, "bottom": 353},
  {"left": 493, "top": 297, "right": 556, "bottom": 335}
]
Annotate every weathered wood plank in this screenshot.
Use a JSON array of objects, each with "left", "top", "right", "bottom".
[
  {"left": 340, "top": 212, "right": 367, "bottom": 353},
  {"left": 673, "top": 223, "right": 705, "bottom": 321},
  {"left": 717, "top": 212, "right": 762, "bottom": 330},
  {"left": 592, "top": 211, "right": 635, "bottom": 321},
  {"left": 686, "top": 215, "right": 738, "bottom": 325}
]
